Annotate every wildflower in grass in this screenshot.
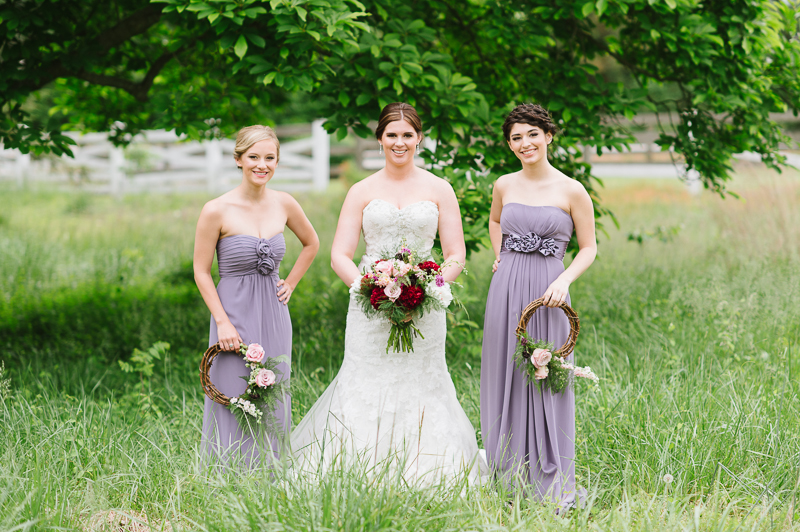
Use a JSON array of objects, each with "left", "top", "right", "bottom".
[{"left": 663, "top": 473, "right": 674, "bottom": 484}]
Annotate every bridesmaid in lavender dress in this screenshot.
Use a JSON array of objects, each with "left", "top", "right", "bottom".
[
  {"left": 193, "top": 125, "right": 319, "bottom": 470},
  {"left": 481, "top": 104, "right": 597, "bottom": 507}
]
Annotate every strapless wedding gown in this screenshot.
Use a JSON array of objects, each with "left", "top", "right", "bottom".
[{"left": 290, "top": 199, "right": 488, "bottom": 485}]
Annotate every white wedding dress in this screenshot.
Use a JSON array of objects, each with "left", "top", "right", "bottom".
[{"left": 290, "top": 199, "right": 488, "bottom": 485}]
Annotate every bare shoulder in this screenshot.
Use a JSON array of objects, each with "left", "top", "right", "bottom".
[
  {"left": 491, "top": 171, "right": 519, "bottom": 201},
  {"left": 420, "top": 170, "right": 455, "bottom": 195},
  {"left": 199, "top": 193, "right": 229, "bottom": 219},
  {"left": 273, "top": 189, "right": 302, "bottom": 210},
  {"left": 555, "top": 171, "right": 592, "bottom": 210},
  {"left": 562, "top": 172, "right": 590, "bottom": 199},
  {"left": 342, "top": 173, "right": 382, "bottom": 209}
]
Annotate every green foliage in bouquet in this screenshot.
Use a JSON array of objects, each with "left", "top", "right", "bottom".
[
  {"left": 354, "top": 245, "right": 456, "bottom": 353},
  {"left": 227, "top": 345, "right": 291, "bottom": 441},
  {"left": 514, "top": 329, "right": 599, "bottom": 393}
]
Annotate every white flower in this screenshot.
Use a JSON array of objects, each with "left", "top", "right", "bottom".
[
  {"left": 425, "top": 281, "right": 453, "bottom": 308},
  {"left": 663, "top": 473, "right": 674, "bottom": 484},
  {"left": 349, "top": 277, "right": 361, "bottom": 297}
]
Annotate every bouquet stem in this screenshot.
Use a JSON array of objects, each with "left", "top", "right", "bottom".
[{"left": 387, "top": 321, "right": 424, "bottom": 353}]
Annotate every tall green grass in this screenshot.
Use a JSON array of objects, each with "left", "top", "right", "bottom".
[{"left": 1, "top": 167, "right": 799, "bottom": 530}]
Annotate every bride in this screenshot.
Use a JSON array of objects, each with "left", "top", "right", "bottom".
[{"left": 290, "top": 103, "right": 488, "bottom": 485}]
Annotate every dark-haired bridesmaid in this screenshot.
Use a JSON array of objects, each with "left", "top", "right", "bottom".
[{"left": 480, "top": 104, "right": 597, "bottom": 507}]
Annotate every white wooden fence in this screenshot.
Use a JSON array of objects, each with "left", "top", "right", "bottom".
[{"left": 0, "top": 120, "right": 330, "bottom": 194}]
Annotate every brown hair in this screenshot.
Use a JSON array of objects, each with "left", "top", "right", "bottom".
[
  {"left": 502, "top": 104, "right": 557, "bottom": 141},
  {"left": 374, "top": 102, "right": 423, "bottom": 140},
  {"left": 233, "top": 125, "right": 281, "bottom": 162}
]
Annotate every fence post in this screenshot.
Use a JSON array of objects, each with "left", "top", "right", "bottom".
[
  {"left": 206, "top": 139, "right": 222, "bottom": 193},
  {"left": 311, "top": 119, "right": 330, "bottom": 191},
  {"left": 15, "top": 151, "right": 30, "bottom": 188},
  {"left": 109, "top": 146, "right": 125, "bottom": 197}
]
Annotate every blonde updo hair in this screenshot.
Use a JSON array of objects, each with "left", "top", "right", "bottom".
[{"left": 233, "top": 125, "right": 281, "bottom": 163}]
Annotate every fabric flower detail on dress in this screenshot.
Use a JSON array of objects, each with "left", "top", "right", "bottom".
[
  {"left": 256, "top": 238, "right": 276, "bottom": 275},
  {"left": 504, "top": 232, "right": 559, "bottom": 257},
  {"left": 538, "top": 238, "right": 558, "bottom": 256}
]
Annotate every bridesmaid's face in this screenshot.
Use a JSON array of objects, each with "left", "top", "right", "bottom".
[
  {"left": 236, "top": 139, "right": 279, "bottom": 185},
  {"left": 380, "top": 120, "right": 421, "bottom": 165},
  {"left": 507, "top": 123, "right": 552, "bottom": 166}
]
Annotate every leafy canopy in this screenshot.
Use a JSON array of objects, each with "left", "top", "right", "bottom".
[{"left": 2, "top": 0, "right": 799, "bottom": 252}]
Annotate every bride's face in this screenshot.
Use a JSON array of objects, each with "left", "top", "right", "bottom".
[
  {"left": 507, "top": 123, "right": 552, "bottom": 166},
  {"left": 380, "top": 120, "right": 421, "bottom": 165}
]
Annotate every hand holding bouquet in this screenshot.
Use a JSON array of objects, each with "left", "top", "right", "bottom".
[{"left": 352, "top": 245, "right": 457, "bottom": 353}]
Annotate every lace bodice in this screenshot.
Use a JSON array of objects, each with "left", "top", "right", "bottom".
[{"left": 360, "top": 199, "right": 439, "bottom": 268}]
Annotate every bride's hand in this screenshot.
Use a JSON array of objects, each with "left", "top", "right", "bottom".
[
  {"left": 542, "top": 277, "right": 570, "bottom": 308},
  {"left": 277, "top": 279, "right": 294, "bottom": 305},
  {"left": 492, "top": 256, "right": 501, "bottom": 273},
  {"left": 217, "top": 321, "right": 243, "bottom": 352}
]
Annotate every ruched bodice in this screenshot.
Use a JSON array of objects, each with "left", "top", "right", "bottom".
[
  {"left": 217, "top": 233, "right": 286, "bottom": 278},
  {"left": 500, "top": 204, "right": 573, "bottom": 262},
  {"left": 359, "top": 200, "right": 439, "bottom": 268}
]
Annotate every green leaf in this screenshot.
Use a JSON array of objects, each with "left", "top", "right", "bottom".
[
  {"left": 297, "top": 7, "right": 307, "bottom": 22},
  {"left": 280, "top": 47, "right": 289, "bottom": 59},
  {"left": 595, "top": 0, "right": 607, "bottom": 17},
  {"left": 246, "top": 34, "right": 266, "bottom": 48},
  {"left": 581, "top": 2, "right": 594, "bottom": 17},
  {"left": 338, "top": 90, "right": 351, "bottom": 106},
  {"left": 356, "top": 93, "right": 372, "bottom": 106},
  {"left": 234, "top": 35, "right": 248, "bottom": 59},
  {"left": 262, "top": 71, "right": 277, "bottom": 85}
]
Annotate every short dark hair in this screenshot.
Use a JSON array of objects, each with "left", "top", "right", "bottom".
[
  {"left": 375, "top": 102, "right": 423, "bottom": 139},
  {"left": 502, "top": 103, "right": 557, "bottom": 141}
]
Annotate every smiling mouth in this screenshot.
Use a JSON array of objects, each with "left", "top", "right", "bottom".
[
  {"left": 253, "top": 170, "right": 269, "bottom": 176},
  {"left": 521, "top": 148, "right": 537, "bottom": 156},
  {"left": 391, "top": 148, "right": 408, "bottom": 155}
]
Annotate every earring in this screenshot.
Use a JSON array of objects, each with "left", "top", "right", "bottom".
[
  {"left": 416, "top": 143, "right": 420, "bottom": 152},
  {"left": 379, "top": 143, "right": 384, "bottom": 155}
]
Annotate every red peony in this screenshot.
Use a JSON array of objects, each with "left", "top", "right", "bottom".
[
  {"left": 370, "top": 287, "right": 388, "bottom": 310},
  {"left": 417, "top": 261, "right": 440, "bottom": 272},
  {"left": 399, "top": 285, "right": 425, "bottom": 309}
]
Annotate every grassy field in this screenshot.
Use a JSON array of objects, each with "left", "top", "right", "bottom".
[{"left": 1, "top": 164, "right": 799, "bottom": 531}]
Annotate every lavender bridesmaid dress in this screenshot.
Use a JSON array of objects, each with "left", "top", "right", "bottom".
[
  {"left": 201, "top": 233, "right": 291, "bottom": 470},
  {"left": 480, "top": 203, "right": 585, "bottom": 507}
]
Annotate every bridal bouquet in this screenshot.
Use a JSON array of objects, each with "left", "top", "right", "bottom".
[
  {"left": 227, "top": 343, "right": 290, "bottom": 436},
  {"left": 352, "top": 245, "right": 456, "bottom": 353},
  {"left": 513, "top": 330, "right": 599, "bottom": 393}
]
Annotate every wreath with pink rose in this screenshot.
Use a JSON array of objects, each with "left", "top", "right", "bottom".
[
  {"left": 513, "top": 297, "right": 599, "bottom": 393},
  {"left": 200, "top": 342, "right": 290, "bottom": 437}
]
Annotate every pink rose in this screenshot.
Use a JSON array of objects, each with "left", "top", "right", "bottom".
[
  {"left": 255, "top": 368, "right": 276, "bottom": 387},
  {"left": 384, "top": 283, "right": 402, "bottom": 301},
  {"left": 245, "top": 343, "right": 265, "bottom": 363},
  {"left": 531, "top": 348, "right": 552, "bottom": 369},
  {"left": 397, "top": 263, "right": 413, "bottom": 276},
  {"left": 534, "top": 366, "right": 549, "bottom": 380},
  {"left": 374, "top": 261, "right": 395, "bottom": 276}
]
